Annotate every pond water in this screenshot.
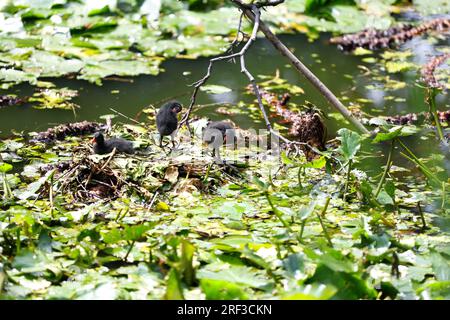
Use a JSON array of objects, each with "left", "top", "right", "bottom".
[{"left": 0, "top": 33, "right": 449, "bottom": 184}]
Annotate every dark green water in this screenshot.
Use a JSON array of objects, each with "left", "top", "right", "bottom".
[{"left": 1, "top": 33, "right": 447, "bottom": 132}]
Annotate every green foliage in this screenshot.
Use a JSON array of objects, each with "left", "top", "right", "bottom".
[
  {"left": 336, "top": 128, "right": 361, "bottom": 162},
  {"left": 0, "top": 0, "right": 449, "bottom": 301},
  {"left": 305, "top": 0, "right": 356, "bottom": 19}
]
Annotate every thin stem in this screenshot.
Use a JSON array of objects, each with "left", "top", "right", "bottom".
[
  {"left": 397, "top": 138, "right": 440, "bottom": 185},
  {"left": 297, "top": 167, "right": 303, "bottom": 188},
  {"left": 375, "top": 140, "right": 395, "bottom": 198},
  {"left": 118, "top": 208, "right": 130, "bottom": 222},
  {"left": 2, "top": 172, "right": 12, "bottom": 200},
  {"left": 298, "top": 219, "right": 307, "bottom": 242},
  {"left": 316, "top": 197, "right": 333, "bottom": 247},
  {"left": 49, "top": 175, "right": 54, "bottom": 218},
  {"left": 179, "top": 5, "right": 260, "bottom": 130},
  {"left": 265, "top": 192, "right": 290, "bottom": 230},
  {"left": 99, "top": 148, "right": 117, "bottom": 171},
  {"left": 124, "top": 240, "right": 136, "bottom": 261},
  {"left": 417, "top": 202, "right": 427, "bottom": 230},
  {"left": 442, "top": 182, "right": 446, "bottom": 211},
  {"left": 114, "top": 208, "right": 123, "bottom": 222},
  {"left": 343, "top": 160, "right": 352, "bottom": 202},
  {"left": 16, "top": 229, "right": 21, "bottom": 255},
  {"left": 426, "top": 88, "right": 445, "bottom": 142}
]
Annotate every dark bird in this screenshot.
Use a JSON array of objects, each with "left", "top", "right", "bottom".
[
  {"left": 203, "top": 121, "right": 235, "bottom": 157},
  {"left": 91, "top": 132, "right": 134, "bottom": 155},
  {"left": 156, "top": 101, "right": 183, "bottom": 147}
]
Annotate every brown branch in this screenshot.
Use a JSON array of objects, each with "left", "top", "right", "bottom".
[
  {"left": 178, "top": 9, "right": 249, "bottom": 129},
  {"left": 230, "top": 0, "right": 369, "bottom": 134},
  {"left": 179, "top": 5, "right": 276, "bottom": 135},
  {"left": 248, "top": 0, "right": 285, "bottom": 8}
]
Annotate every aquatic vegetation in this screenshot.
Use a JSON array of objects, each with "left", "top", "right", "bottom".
[
  {"left": 0, "top": 0, "right": 431, "bottom": 87},
  {"left": 0, "top": 112, "right": 448, "bottom": 299},
  {"left": 29, "top": 87, "right": 79, "bottom": 111},
  {"left": 0, "top": 0, "right": 449, "bottom": 301}
]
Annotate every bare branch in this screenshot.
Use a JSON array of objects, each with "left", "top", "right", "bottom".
[
  {"left": 230, "top": 0, "right": 369, "bottom": 134},
  {"left": 237, "top": 0, "right": 285, "bottom": 9},
  {"left": 179, "top": 5, "right": 262, "bottom": 129},
  {"left": 226, "top": 10, "right": 246, "bottom": 57}
]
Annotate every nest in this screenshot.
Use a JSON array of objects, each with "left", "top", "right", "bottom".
[
  {"left": 37, "top": 146, "right": 236, "bottom": 203},
  {"left": 259, "top": 88, "right": 326, "bottom": 158},
  {"left": 41, "top": 153, "right": 129, "bottom": 202},
  {"left": 30, "top": 121, "right": 105, "bottom": 144},
  {"left": 330, "top": 18, "right": 450, "bottom": 51}
]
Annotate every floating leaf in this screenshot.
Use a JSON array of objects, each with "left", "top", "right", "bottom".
[
  {"left": 200, "top": 84, "right": 232, "bottom": 94},
  {"left": 0, "top": 162, "right": 13, "bottom": 173}
]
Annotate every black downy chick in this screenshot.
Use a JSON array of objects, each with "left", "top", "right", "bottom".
[
  {"left": 203, "top": 121, "right": 235, "bottom": 157},
  {"left": 156, "top": 101, "right": 183, "bottom": 147},
  {"left": 92, "top": 132, "right": 134, "bottom": 155}
]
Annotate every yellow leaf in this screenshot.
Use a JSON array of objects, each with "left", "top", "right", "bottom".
[{"left": 156, "top": 201, "right": 170, "bottom": 211}]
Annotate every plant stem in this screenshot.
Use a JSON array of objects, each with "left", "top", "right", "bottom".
[
  {"left": 442, "top": 182, "right": 446, "bottom": 211},
  {"left": 16, "top": 229, "right": 21, "bottom": 254},
  {"left": 298, "top": 219, "right": 307, "bottom": 242},
  {"left": 417, "top": 202, "right": 427, "bottom": 230},
  {"left": 265, "top": 192, "right": 302, "bottom": 248},
  {"left": 316, "top": 197, "right": 333, "bottom": 247},
  {"left": 375, "top": 140, "right": 395, "bottom": 198},
  {"left": 203, "top": 163, "right": 212, "bottom": 183},
  {"left": 343, "top": 160, "right": 352, "bottom": 202},
  {"left": 118, "top": 208, "right": 130, "bottom": 222},
  {"left": 265, "top": 193, "right": 291, "bottom": 230},
  {"left": 397, "top": 139, "right": 440, "bottom": 185},
  {"left": 2, "top": 172, "right": 12, "bottom": 200},
  {"left": 297, "top": 167, "right": 303, "bottom": 188},
  {"left": 114, "top": 208, "right": 123, "bottom": 222},
  {"left": 124, "top": 240, "right": 136, "bottom": 261},
  {"left": 427, "top": 88, "right": 445, "bottom": 142},
  {"left": 49, "top": 176, "right": 54, "bottom": 218}
]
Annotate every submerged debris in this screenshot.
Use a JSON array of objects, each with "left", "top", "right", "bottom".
[
  {"left": 30, "top": 121, "right": 105, "bottom": 144},
  {"left": 330, "top": 18, "right": 450, "bottom": 51},
  {"left": 0, "top": 95, "right": 27, "bottom": 108},
  {"left": 259, "top": 88, "right": 326, "bottom": 154},
  {"left": 363, "top": 110, "right": 450, "bottom": 126},
  {"left": 421, "top": 53, "right": 450, "bottom": 89}
]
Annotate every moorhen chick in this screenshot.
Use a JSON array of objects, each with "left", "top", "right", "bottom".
[
  {"left": 156, "top": 101, "right": 183, "bottom": 147},
  {"left": 91, "top": 132, "right": 134, "bottom": 155},
  {"left": 203, "top": 121, "right": 235, "bottom": 157}
]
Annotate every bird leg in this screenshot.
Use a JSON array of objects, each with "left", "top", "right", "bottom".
[
  {"left": 170, "top": 131, "right": 177, "bottom": 148},
  {"left": 211, "top": 146, "right": 222, "bottom": 163}
]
